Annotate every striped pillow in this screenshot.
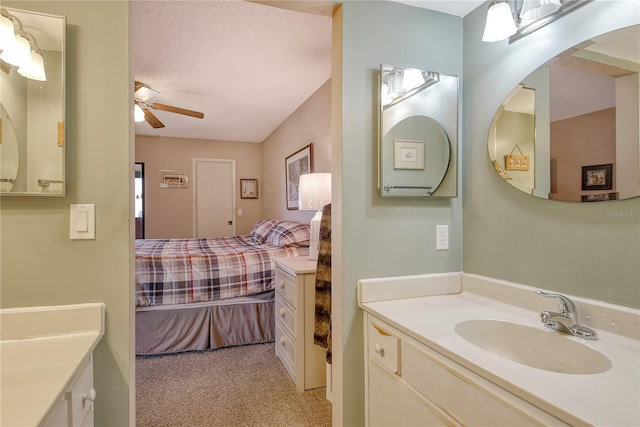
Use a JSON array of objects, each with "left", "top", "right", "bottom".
[
  {"left": 266, "top": 221, "right": 310, "bottom": 247},
  {"left": 250, "top": 219, "right": 279, "bottom": 244}
]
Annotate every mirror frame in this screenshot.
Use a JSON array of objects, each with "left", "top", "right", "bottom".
[
  {"left": 379, "top": 64, "right": 459, "bottom": 198},
  {"left": 1, "top": 7, "right": 66, "bottom": 196}
]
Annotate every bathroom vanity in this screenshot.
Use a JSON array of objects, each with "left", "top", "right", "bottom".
[
  {"left": 359, "top": 273, "right": 639, "bottom": 426},
  {"left": 0, "top": 303, "right": 105, "bottom": 426}
]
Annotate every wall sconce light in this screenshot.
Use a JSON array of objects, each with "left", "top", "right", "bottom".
[{"left": 482, "top": 0, "right": 594, "bottom": 43}]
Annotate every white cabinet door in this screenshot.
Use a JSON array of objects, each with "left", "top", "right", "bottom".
[
  {"left": 368, "top": 359, "right": 453, "bottom": 426},
  {"left": 193, "top": 158, "right": 235, "bottom": 238}
]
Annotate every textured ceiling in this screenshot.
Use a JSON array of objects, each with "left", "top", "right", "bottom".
[{"left": 133, "top": 1, "right": 483, "bottom": 142}]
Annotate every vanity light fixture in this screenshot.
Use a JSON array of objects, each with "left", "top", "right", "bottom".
[
  {"left": 0, "top": 10, "right": 16, "bottom": 51},
  {"left": 381, "top": 67, "right": 439, "bottom": 110},
  {"left": 0, "top": 29, "right": 31, "bottom": 67},
  {"left": 482, "top": 1, "right": 517, "bottom": 42},
  {"left": 482, "top": 0, "right": 594, "bottom": 43},
  {"left": 0, "top": 8, "right": 47, "bottom": 81},
  {"left": 519, "top": 0, "right": 561, "bottom": 26}
]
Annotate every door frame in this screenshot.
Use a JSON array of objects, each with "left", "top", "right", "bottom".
[{"left": 192, "top": 157, "right": 237, "bottom": 237}]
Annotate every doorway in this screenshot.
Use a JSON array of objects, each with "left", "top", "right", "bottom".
[{"left": 135, "top": 162, "right": 145, "bottom": 239}]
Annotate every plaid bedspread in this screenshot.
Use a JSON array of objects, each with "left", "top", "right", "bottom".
[{"left": 135, "top": 236, "right": 303, "bottom": 307}]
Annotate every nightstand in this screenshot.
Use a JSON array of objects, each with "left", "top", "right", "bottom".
[{"left": 274, "top": 256, "right": 327, "bottom": 392}]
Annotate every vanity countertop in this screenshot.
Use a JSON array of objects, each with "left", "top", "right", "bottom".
[
  {"left": 358, "top": 274, "right": 640, "bottom": 426},
  {"left": 0, "top": 303, "right": 105, "bottom": 427}
]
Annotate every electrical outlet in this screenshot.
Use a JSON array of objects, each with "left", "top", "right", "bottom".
[{"left": 436, "top": 225, "right": 449, "bottom": 250}]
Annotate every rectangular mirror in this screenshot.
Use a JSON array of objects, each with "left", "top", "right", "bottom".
[
  {"left": 379, "top": 65, "right": 458, "bottom": 198},
  {"left": 1, "top": 7, "right": 66, "bottom": 196}
]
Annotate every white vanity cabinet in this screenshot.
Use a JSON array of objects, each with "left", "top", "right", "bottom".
[
  {"left": 41, "top": 354, "right": 96, "bottom": 427},
  {"left": 364, "top": 313, "right": 567, "bottom": 427}
]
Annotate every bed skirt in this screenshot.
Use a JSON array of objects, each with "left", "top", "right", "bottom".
[{"left": 136, "top": 290, "right": 275, "bottom": 356}]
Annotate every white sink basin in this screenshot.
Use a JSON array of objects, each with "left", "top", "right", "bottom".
[{"left": 455, "top": 319, "right": 611, "bottom": 375}]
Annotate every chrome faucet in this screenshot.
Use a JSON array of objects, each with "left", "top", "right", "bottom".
[{"left": 535, "top": 290, "right": 597, "bottom": 340}]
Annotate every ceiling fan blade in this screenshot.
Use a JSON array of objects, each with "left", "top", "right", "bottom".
[
  {"left": 151, "top": 103, "right": 205, "bottom": 119},
  {"left": 143, "top": 108, "right": 165, "bottom": 128},
  {"left": 134, "top": 81, "right": 159, "bottom": 102}
]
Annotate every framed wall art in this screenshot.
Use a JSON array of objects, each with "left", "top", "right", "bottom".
[
  {"left": 159, "top": 169, "right": 189, "bottom": 188},
  {"left": 285, "top": 143, "right": 313, "bottom": 210},
  {"left": 582, "top": 164, "right": 612, "bottom": 191},
  {"left": 393, "top": 139, "right": 425, "bottom": 170},
  {"left": 240, "top": 179, "right": 258, "bottom": 199}
]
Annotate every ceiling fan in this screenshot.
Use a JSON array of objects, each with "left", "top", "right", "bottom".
[{"left": 134, "top": 81, "right": 204, "bottom": 129}]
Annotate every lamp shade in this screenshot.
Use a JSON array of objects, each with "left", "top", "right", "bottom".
[
  {"left": 298, "top": 173, "right": 331, "bottom": 211},
  {"left": 520, "top": 0, "right": 561, "bottom": 24},
  {"left": 18, "top": 49, "right": 47, "bottom": 81},
  {"left": 482, "top": 1, "right": 517, "bottom": 42},
  {"left": 0, "top": 31, "right": 31, "bottom": 67},
  {"left": 0, "top": 13, "right": 16, "bottom": 51}
]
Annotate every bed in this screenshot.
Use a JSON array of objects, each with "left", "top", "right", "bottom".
[{"left": 135, "top": 219, "right": 310, "bottom": 355}]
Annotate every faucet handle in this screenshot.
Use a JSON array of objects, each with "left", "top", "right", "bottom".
[{"left": 535, "top": 290, "right": 576, "bottom": 315}]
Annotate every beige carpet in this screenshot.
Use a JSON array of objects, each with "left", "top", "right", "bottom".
[{"left": 136, "top": 342, "right": 332, "bottom": 427}]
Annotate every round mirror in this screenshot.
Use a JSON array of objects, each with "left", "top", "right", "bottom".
[
  {"left": 488, "top": 24, "right": 639, "bottom": 202},
  {"left": 0, "top": 104, "right": 19, "bottom": 192}
]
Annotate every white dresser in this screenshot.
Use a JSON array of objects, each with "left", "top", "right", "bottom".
[{"left": 274, "top": 256, "right": 326, "bottom": 392}]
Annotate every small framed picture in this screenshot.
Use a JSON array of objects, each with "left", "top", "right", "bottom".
[
  {"left": 582, "top": 164, "right": 612, "bottom": 191},
  {"left": 393, "top": 139, "right": 424, "bottom": 170},
  {"left": 159, "top": 170, "right": 188, "bottom": 188},
  {"left": 240, "top": 179, "right": 258, "bottom": 199},
  {"left": 285, "top": 143, "right": 313, "bottom": 210}
]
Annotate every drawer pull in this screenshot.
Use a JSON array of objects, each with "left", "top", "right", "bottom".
[
  {"left": 279, "top": 308, "right": 286, "bottom": 317},
  {"left": 279, "top": 336, "right": 287, "bottom": 346},
  {"left": 279, "top": 280, "right": 285, "bottom": 289},
  {"left": 374, "top": 343, "right": 384, "bottom": 355},
  {"left": 82, "top": 388, "right": 97, "bottom": 402}
]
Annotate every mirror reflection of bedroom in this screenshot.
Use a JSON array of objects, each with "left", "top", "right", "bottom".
[{"left": 133, "top": 2, "right": 333, "bottom": 425}]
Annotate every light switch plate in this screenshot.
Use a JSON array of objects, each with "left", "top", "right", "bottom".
[{"left": 70, "top": 204, "right": 95, "bottom": 240}]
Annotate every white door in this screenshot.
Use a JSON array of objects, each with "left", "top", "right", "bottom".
[{"left": 193, "top": 158, "right": 236, "bottom": 238}]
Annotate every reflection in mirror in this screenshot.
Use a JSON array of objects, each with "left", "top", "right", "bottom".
[
  {"left": 0, "top": 7, "right": 65, "bottom": 196},
  {"left": 380, "top": 65, "right": 458, "bottom": 198},
  {"left": 488, "top": 25, "right": 640, "bottom": 202}
]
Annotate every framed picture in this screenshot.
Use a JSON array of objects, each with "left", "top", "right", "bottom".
[
  {"left": 285, "top": 143, "right": 313, "bottom": 210},
  {"left": 393, "top": 139, "right": 424, "bottom": 170},
  {"left": 582, "top": 164, "right": 612, "bottom": 191},
  {"left": 159, "top": 169, "right": 188, "bottom": 188},
  {"left": 240, "top": 179, "right": 258, "bottom": 199}
]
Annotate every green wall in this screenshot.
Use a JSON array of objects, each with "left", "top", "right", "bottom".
[
  {"left": 0, "top": 2, "right": 132, "bottom": 426},
  {"left": 337, "top": 2, "right": 463, "bottom": 425},
  {"left": 463, "top": 1, "right": 640, "bottom": 307}
]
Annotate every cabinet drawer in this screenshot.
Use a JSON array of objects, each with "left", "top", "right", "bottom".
[
  {"left": 275, "top": 321, "right": 296, "bottom": 378},
  {"left": 402, "top": 341, "right": 566, "bottom": 426},
  {"left": 275, "top": 267, "right": 296, "bottom": 307},
  {"left": 275, "top": 295, "right": 295, "bottom": 336},
  {"left": 368, "top": 321, "right": 400, "bottom": 374}
]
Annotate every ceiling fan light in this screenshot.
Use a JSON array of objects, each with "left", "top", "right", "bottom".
[
  {"left": 134, "top": 104, "right": 145, "bottom": 122},
  {"left": 18, "top": 49, "right": 46, "bottom": 81},
  {"left": 482, "top": 1, "right": 517, "bottom": 42}
]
